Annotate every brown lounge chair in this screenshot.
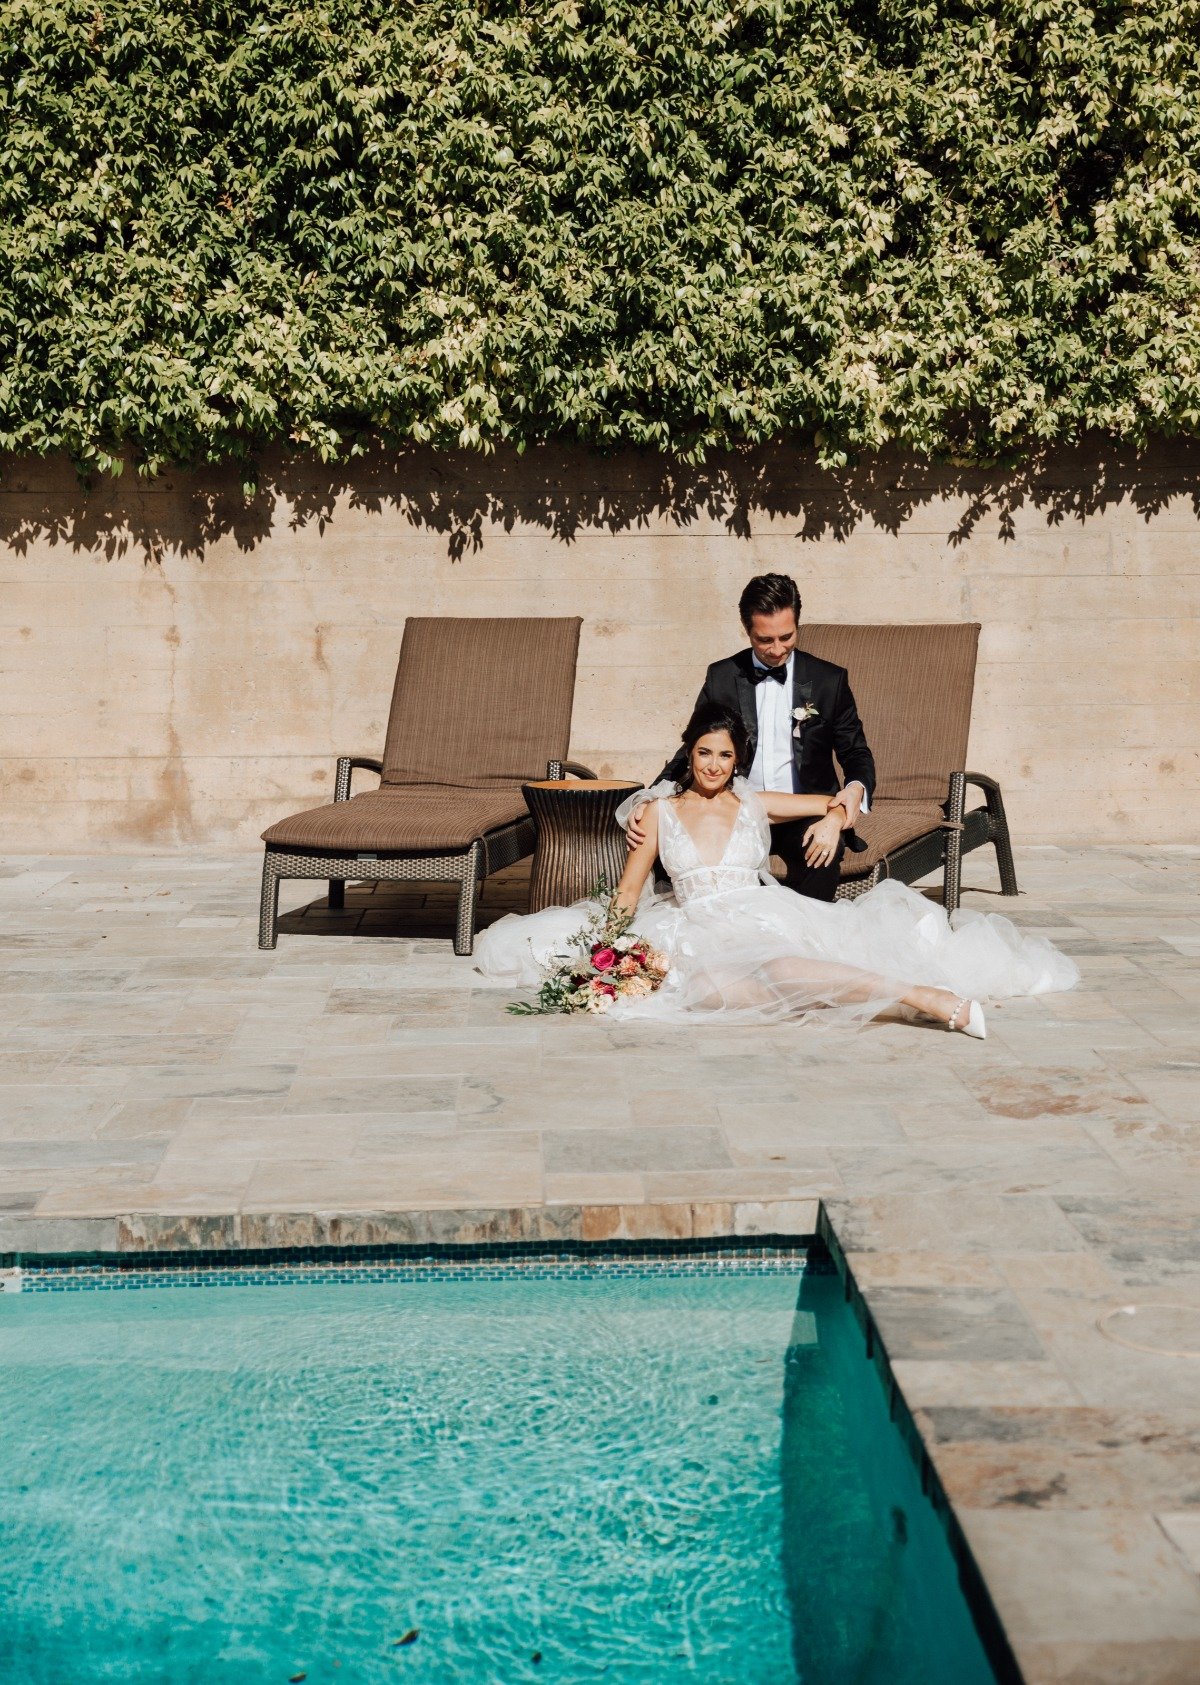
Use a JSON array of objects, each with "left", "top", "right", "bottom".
[
  {"left": 258, "top": 617, "right": 593, "bottom": 954},
  {"left": 795, "top": 623, "right": 1017, "bottom": 912}
]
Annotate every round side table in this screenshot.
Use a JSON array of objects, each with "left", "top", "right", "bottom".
[{"left": 521, "top": 780, "right": 642, "bottom": 912}]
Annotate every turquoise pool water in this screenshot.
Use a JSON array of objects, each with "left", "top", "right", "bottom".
[{"left": 0, "top": 1258, "right": 1000, "bottom": 1684}]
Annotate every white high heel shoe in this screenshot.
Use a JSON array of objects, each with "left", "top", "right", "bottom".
[{"left": 947, "top": 997, "right": 986, "bottom": 1039}]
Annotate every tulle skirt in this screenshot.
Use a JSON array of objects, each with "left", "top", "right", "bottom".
[{"left": 474, "top": 878, "right": 1080, "bottom": 1027}]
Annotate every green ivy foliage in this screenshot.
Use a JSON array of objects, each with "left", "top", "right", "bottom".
[{"left": 2, "top": 0, "right": 1199, "bottom": 475}]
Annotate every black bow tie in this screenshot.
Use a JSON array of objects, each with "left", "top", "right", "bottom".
[{"left": 751, "top": 663, "right": 789, "bottom": 685}]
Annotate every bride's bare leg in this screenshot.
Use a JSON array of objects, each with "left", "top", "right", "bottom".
[
  {"left": 682, "top": 957, "right": 892, "bottom": 1013},
  {"left": 901, "top": 984, "right": 964, "bottom": 1025},
  {"left": 760, "top": 956, "right": 900, "bottom": 1008},
  {"left": 682, "top": 959, "right": 973, "bottom": 1029},
  {"left": 762, "top": 960, "right": 971, "bottom": 1029}
]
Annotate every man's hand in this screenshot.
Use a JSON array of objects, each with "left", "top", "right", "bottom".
[
  {"left": 626, "top": 802, "right": 649, "bottom": 850},
  {"left": 803, "top": 812, "right": 843, "bottom": 869},
  {"left": 837, "top": 782, "right": 865, "bottom": 828}
]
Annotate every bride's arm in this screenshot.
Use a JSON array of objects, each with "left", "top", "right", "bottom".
[
  {"left": 613, "top": 801, "right": 660, "bottom": 917},
  {"left": 757, "top": 792, "right": 837, "bottom": 824}
]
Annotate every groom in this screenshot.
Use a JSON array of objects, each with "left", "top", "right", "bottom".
[{"left": 629, "top": 573, "right": 875, "bottom": 901}]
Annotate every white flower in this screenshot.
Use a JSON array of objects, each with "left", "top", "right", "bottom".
[{"left": 792, "top": 702, "right": 819, "bottom": 738}]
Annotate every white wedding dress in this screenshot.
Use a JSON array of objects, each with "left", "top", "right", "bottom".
[{"left": 475, "top": 783, "right": 1079, "bottom": 1026}]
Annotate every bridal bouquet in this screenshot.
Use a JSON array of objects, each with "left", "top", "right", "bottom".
[{"left": 508, "top": 894, "right": 669, "bottom": 1016}]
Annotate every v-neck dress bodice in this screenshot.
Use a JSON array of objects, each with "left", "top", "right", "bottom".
[
  {"left": 657, "top": 797, "right": 768, "bottom": 907},
  {"left": 475, "top": 781, "right": 1078, "bottom": 1025}
]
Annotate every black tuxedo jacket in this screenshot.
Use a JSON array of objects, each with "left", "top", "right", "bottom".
[{"left": 655, "top": 648, "right": 876, "bottom": 818}]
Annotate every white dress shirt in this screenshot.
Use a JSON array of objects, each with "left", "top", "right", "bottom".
[
  {"left": 747, "top": 652, "right": 870, "bottom": 812},
  {"left": 748, "top": 653, "right": 799, "bottom": 792}
]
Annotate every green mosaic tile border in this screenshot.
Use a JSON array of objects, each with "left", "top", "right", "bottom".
[{"left": 8, "top": 1238, "right": 825, "bottom": 1294}]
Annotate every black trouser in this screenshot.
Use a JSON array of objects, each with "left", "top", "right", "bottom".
[{"left": 770, "top": 818, "right": 846, "bottom": 903}]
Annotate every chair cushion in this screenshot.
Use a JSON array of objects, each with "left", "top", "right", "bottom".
[
  {"left": 766, "top": 798, "right": 945, "bottom": 881},
  {"left": 381, "top": 617, "right": 582, "bottom": 788},
  {"left": 262, "top": 786, "right": 531, "bottom": 852},
  {"left": 797, "top": 624, "right": 979, "bottom": 803},
  {"left": 840, "top": 799, "right": 948, "bottom": 876}
]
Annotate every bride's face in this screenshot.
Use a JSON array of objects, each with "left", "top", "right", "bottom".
[{"left": 690, "top": 731, "right": 738, "bottom": 794}]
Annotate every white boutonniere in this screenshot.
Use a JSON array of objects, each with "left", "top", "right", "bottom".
[{"left": 792, "top": 702, "right": 819, "bottom": 739}]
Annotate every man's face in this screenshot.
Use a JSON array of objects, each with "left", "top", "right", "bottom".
[{"left": 746, "top": 608, "right": 798, "bottom": 668}]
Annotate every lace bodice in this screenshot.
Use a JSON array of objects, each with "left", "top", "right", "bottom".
[{"left": 656, "top": 793, "right": 771, "bottom": 907}]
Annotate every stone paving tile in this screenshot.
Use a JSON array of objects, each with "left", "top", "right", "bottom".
[
  {"left": 826, "top": 1191, "right": 1088, "bottom": 1254},
  {"left": 455, "top": 1076, "right": 637, "bottom": 1130},
  {"left": 863, "top": 1284, "right": 1047, "bottom": 1361},
  {"left": 296, "top": 1044, "right": 539, "bottom": 1081},
  {"left": 0, "top": 1088, "right": 120, "bottom": 1138},
  {"left": 889, "top": 1360, "right": 1082, "bottom": 1408},
  {"left": 1016, "top": 1638, "right": 1200, "bottom": 1684},
  {"left": 1160, "top": 1514, "right": 1200, "bottom": 1578},
  {"left": 240, "top": 1156, "right": 543, "bottom": 1212},
  {"left": 720, "top": 1102, "right": 909, "bottom": 1149},
  {"left": 325, "top": 986, "right": 466, "bottom": 1018},
  {"left": 1055, "top": 1195, "right": 1200, "bottom": 1282},
  {"left": 0, "top": 1049, "right": 68, "bottom": 1080},
  {"left": 542, "top": 1171, "right": 648, "bottom": 1204},
  {"left": 0, "top": 1136, "right": 168, "bottom": 1170},
  {"left": 996, "top": 1253, "right": 1200, "bottom": 1416},
  {"left": 915, "top": 1406, "right": 1200, "bottom": 1510},
  {"left": 842, "top": 1249, "right": 1005, "bottom": 1289},
  {"left": 161, "top": 1111, "right": 368, "bottom": 1162},
  {"left": 543, "top": 1124, "right": 732, "bottom": 1174},
  {"left": 643, "top": 1167, "right": 842, "bottom": 1200},
  {"left": 1, "top": 844, "right": 1198, "bottom": 1683},
  {"left": 66, "top": 1033, "right": 234, "bottom": 1067},
  {"left": 828, "top": 1136, "right": 1131, "bottom": 1198},
  {"left": 119, "top": 1062, "right": 297, "bottom": 1102},
  {"left": 281, "top": 1076, "right": 460, "bottom": 1116},
  {"left": 959, "top": 1509, "right": 1200, "bottom": 1646}
]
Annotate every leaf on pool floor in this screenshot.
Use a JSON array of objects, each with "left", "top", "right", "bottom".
[
  {"left": 288, "top": 1675, "right": 306, "bottom": 1683},
  {"left": 393, "top": 1629, "right": 420, "bottom": 1647}
]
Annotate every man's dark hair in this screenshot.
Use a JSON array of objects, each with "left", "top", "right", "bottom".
[
  {"left": 738, "top": 573, "right": 802, "bottom": 629},
  {"left": 677, "top": 704, "right": 752, "bottom": 792}
]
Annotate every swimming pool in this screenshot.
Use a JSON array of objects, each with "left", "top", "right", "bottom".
[{"left": 0, "top": 1253, "right": 1002, "bottom": 1684}]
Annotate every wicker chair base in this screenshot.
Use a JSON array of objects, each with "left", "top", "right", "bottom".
[
  {"left": 835, "top": 772, "right": 1018, "bottom": 912},
  {"left": 259, "top": 818, "right": 534, "bottom": 957}
]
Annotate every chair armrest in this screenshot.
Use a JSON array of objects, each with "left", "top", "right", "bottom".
[
  {"left": 947, "top": 770, "right": 1011, "bottom": 833},
  {"left": 334, "top": 756, "right": 384, "bottom": 802},
  {"left": 963, "top": 770, "right": 1011, "bottom": 832},
  {"left": 545, "top": 760, "right": 598, "bottom": 780}
]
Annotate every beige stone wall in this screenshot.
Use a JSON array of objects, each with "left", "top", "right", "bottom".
[{"left": 1, "top": 442, "right": 1197, "bottom": 850}]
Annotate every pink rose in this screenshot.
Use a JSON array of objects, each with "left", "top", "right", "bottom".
[
  {"left": 591, "top": 947, "right": 617, "bottom": 971},
  {"left": 592, "top": 979, "right": 617, "bottom": 997}
]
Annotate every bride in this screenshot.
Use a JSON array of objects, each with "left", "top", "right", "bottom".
[{"left": 476, "top": 706, "right": 1079, "bottom": 1035}]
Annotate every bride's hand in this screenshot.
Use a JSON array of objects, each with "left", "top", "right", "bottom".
[
  {"left": 804, "top": 812, "right": 843, "bottom": 869},
  {"left": 626, "top": 802, "right": 648, "bottom": 850}
]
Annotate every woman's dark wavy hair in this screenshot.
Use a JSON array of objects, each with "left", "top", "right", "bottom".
[{"left": 676, "top": 704, "right": 752, "bottom": 792}]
